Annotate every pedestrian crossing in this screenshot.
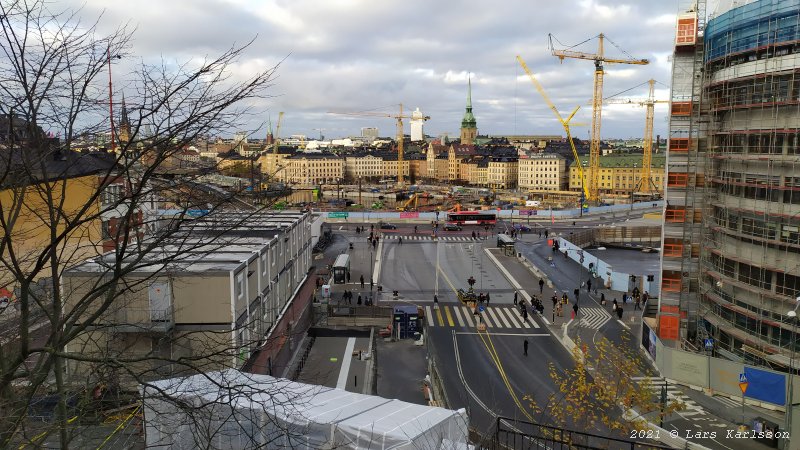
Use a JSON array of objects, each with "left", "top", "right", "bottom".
[
  {"left": 577, "top": 307, "right": 610, "bottom": 330},
  {"left": 385, "top": 235, "right": 481, "bottom": 242},
  {"left": 631, "top": 376, "right": 705, "bottom": 417},
  {"left": 424, "top": 305, "right": 540, "bottom": 330}
]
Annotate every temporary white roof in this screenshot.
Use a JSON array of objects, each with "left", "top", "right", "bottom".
[{"left": 142, "top": 369, "right": 469, "bottom": 449}]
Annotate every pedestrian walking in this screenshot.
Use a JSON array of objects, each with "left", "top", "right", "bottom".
[
  {"left": 539, "top": 278, "right": 545, "bottom": 293},
  {"left": 573, "top": 288, "right": 580, "bottom": 301},
  {"left": 357, "top": 294, "right": 362, "bottom": 305},
  {"left": 472, "top": 231, "right": 476, "bottom": 239},
  {"left": 399, "top": 236, "right": 403, "bottom": 245},
  {"left": 544, "top": 229, "right": 549, "bottom": 238},
  {"left": 513, "top": 291, "right": 518, "bottom": 305},
  {"left": 612, "top": 299, "right": 617, "bottom": 311},
  {"left": 414, "top": 225, "right": 418, "bottom": 234},
  {"left": 556, "top": 303, "right": 563, "bottom": 317},
  {"left": 622, "top": 293, "right": 627, "bottom": 304},
  {"left": 370, "top": 279, "right": 374, "bottom": 290},
  {"left": 433, "top": 294, "right": 439, "bottom": 309},
  {"left": 616, "top": 305, "right": 623, "bottom": 320},
  {"left": 600, "top": 292, "right": 606, "bottom": 305},
  {"left": 587, "top": 279, "right": 592, "bottom": 292},
  {"left": 634, "top": 297, "right": 641, "bottom": 311},
  {"left": 572, "top": 303, "right": 579, "bottom": 319},
  {"left": 538, "top": 230, "right": 542, "bottom": 238},
  {"left": 522, "top": 307, "right": 528, "bottom": 321},
  {"left": 551, "top": 294, "right": 558, "bottom": 309},
  {"left": 523, "top": 338, "right": 529, "bottom": 356},
  {"left": 485, "top": 292, "right": 490, "bottom": 304},
  {"left": 360, "top": 275, "right": 365, "bottom": 288}
]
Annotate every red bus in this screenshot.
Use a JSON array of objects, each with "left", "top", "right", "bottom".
[{"left": 447, "top": 211, "right": 497, "bottom": 225}]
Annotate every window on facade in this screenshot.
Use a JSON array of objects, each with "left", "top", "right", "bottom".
[
  {"left": 101, "top": 220, "right": 111, "bottom": 239},
  {"left": 667, "top": 173, "right": 688, "bottom": 187},
  {"left": 237, "top": 273, "right": 245, "bottom": 299},
  {"left": 665, "top": 206, "right": 686, "bottom": 223}
]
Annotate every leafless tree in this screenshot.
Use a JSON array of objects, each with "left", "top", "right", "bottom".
[{"left": 0, "top": 1, "right": 311, "bottom": 448}]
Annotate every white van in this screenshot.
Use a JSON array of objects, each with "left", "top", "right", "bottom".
[{"left": 525, "top": 200, "right": 541, "bottom": 207}]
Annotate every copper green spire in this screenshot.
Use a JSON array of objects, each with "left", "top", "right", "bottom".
[{"left": 461, "top": 76, "right": 477, "bottom": 129}]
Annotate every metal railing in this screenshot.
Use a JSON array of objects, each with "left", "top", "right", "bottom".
[
  {"left": 492, "top": 417, "right": 673, "bottom": 450},
  {"left": 327, "top": 304, "right": 392, "bottom": 318}
]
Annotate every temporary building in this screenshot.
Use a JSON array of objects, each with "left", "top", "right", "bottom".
[{"left": 142, "top": 369, "right": 469, "bottom": 449}]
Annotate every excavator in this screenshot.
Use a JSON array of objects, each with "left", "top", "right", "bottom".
[{"left": 396, "top": 192, "right": 422, "bottom": 211}]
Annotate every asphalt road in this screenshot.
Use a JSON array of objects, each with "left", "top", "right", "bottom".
[{"left": 375, "top": 233, "right": 605, "bottom": 437}]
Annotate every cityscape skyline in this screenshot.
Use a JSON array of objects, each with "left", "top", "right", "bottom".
[{"left": 61, "top": 0, "right": 683, "bottom": 140}]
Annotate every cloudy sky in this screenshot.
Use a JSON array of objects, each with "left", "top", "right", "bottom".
[{"left": 65, "top": 0, "right": 711, "bottom": 140}]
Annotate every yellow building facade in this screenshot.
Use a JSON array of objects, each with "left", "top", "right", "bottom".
[{"left": 568, "top": 154, "right": 666, "bottom": 195}]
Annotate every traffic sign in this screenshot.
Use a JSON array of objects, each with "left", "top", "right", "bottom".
[
  {"left": 704, "top": 338, "right": 714, "bottom": 349},
  {"left": 328, "top": 212, "right": 349, "bottom": 218},
  {"left": 739, "top": 373, "right": 748, "bottom": 383},
  {"left": 479, "top": 305, "right": 485, "bottom": 313},
  {"left": 739, "top": 382, "right": 749, "bottom": 394}
]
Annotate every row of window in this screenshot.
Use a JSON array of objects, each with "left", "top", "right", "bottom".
[
  {"left": 707, "top": 73, "right": 800, "bottom": 110},
  {"left": 716, "top": 180, "right": 800, "bottom": 205},
  {"left": 708, "top": 252, "right": 800, "bottom": 297},
  {"left": 712, "top": 205, "right": 800, "bottom": 245},
  {"left": 711, "top": 132, "right": 800, "bottom": 155}
]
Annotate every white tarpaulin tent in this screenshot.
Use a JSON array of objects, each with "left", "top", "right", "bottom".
[{"left": 142, "top": 369, "right": 469, "bottom": 449}]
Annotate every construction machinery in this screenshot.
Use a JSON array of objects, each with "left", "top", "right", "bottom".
[
  {"left": 329, "top": 105, "right": 430, "bottom": 187},
  {"left": 272, "top": 111, "right": 284, "bottom": 154},
  {"left": 396, "top": 192, "right": 421, "bottom": 211},
  {"left": 604, "top": 80, "right": 667, "bottom": 196},
  {"left": 516, "top": 55, "right": 590, "bottom": 203},
  {"left": 549, "top": 33, "right": 649, "bottom": 201}
]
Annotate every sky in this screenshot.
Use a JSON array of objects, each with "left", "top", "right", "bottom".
[{"left": 62, "top": 0, "right": 712, "bottom": 141}]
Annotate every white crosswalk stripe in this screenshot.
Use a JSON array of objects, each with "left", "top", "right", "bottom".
[
  {"left": 386, "top": 235, "right": 476, "bottom": 242},
  {"left": 578, "top": 307, "right": 611, "bottom": 330},
  {"left": 462, "top": 306, "right": 474, "bottom": 327},
  {"left": 424, "top": 306, "right": 542, "bottom": 330},
  {"left": 714, "top": 395, "right": 742, "bottom": 408},
  {"left": 452, "top": 305, "right": 465, "bottom": 327},
  {"left": 631, "top": 376, "right": 706, "bottom": 416}
]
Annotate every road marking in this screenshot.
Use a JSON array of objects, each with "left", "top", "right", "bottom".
[
  {"left": 436, "top": 307, "right": 444, "bottom": 326},
  {"left": 502, "top": 307, "right": 522, "bottom": 328},
  {"left": 490, "top": 307, "right": 511, "bottom": 328},
  {"left": 444, "top": 306, "right": 455, "bottom": 327},
  {"left": 456, "top": 332, "right": 550, "bottom": 337},
  {"left": 338, "top": 226, "right": 343, "bottom": 230},
  {"left": 425, "top": 306, "right": 434, "bottom": 326},
  {"left": 336, "top": 337, "right": 356, "bottom": 389},
  {"left": 479, "top": 311, "right": 494, "bottom": 327},
  {"left": 452, "top": 305, "right": 465, "bottom": 327},
  {"left": 462, "top": 307, "right": 474, "bottom": 327}
]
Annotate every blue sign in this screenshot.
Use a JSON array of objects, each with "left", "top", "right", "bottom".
[
  {"left": 187, "top": 209, "right": 209, "bottom": 217},
  {"left": 739, "top": 373, "right": 748, "bottom": 383},
  {"left": 478, "top": 305, "right": 485, "bottom": 313},
  {"left": 743, "top": 368, "right": 786, "bottom": 406},
  {"left": 704, "top": 338, "right": 714, "bottom": 349}
]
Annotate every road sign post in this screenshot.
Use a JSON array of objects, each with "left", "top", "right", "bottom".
[{"left": 739, "top": 373, "right": 748, "bottom": 427}]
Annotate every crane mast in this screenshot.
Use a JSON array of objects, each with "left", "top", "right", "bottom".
[
  {"left": 641, "top": 79, "right": 656, "bottom": 194},
  {"left": 550, "top": 33, "right": 649, "bottom": 202}
]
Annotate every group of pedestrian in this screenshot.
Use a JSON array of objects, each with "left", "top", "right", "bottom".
[
  {"left": 537, "top": 229, "right": 550, "bottom": 239},
  {"left": 341, "top": 290, "right": 355, "bottom": 304},
  {"left": 612, "top": 298, "right": 624, "bottom": 319},
  {"left": 477, "top": 292, "right": 491, "bottom": 304},
  {"left": 471, "top": 231, "right": 483, "bottom": 240}
]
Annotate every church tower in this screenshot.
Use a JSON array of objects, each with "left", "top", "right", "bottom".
[
  {"left": 459, "top": 77, "right": 477, "bottom": 145},
  {"left": 118, "top": 95, "right": 131, "bottom": 145}
]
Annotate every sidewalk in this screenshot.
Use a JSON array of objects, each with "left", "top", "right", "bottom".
[{"left": 487, "top": 245, "right": 780, "bottom": 450}]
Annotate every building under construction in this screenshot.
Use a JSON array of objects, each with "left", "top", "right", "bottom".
[{"left": 659, "top": 0, "right": 800, "bottom": 370}]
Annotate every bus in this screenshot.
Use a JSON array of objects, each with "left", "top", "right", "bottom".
[
  {"left": 332, "top": 254, "right": 350, "bottom": 284},
  {"left": 447, "top": 211, "right": 497, "bottom": 226}
]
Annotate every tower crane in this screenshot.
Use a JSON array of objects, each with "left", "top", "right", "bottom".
[
  {"left": 603, "top": 80, "right": 668, "bottom": 196},
  {"left": 329, "top": 104, "right": 430, "bottom": 186},
  {"left": 516, "top": 55, "right": 590, "bottom": 202},
  {"left": 272, "top": 111, "right": 284, "bottom": 154},
  {"left": 549, "top": 33, "right": 649, "bottom": 201}
]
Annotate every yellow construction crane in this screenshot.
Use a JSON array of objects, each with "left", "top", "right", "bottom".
[
  {"left": 272, "top": 111, "right": 284, "bottom": 154},
  {"left": 329, "top": 105, "right": 429, "bottom": 186},
  {"left": 604, "top": 79, "right": 668, "bottom": 196},
  {"left": 549, "top": 33, "right": 649, "bottom": 201},
  {"left": 516, "top": 55, "right": 590, "bottom": 202}
]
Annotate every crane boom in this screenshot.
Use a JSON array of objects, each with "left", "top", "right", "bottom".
[
  {"left": 516, "top": 55, "right": 590, "bottom": 201},
  {"left": 641, "top": 79, "right": 656, "bottom": 195},
  {"left": 549, "top": 33, "right": 649, "bottom": 202}
]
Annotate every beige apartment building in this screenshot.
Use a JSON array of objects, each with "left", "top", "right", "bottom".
[
  {"left": 63, "top": 212, "right": 314, "bottom": 386},
  {"left": 517, "top": 153, "right": 567, "bottom": 191},
  {"left": 278, "top": 153, "right": 344, "bottom": 186},
  {"left": 568, "top": 154, "right": 666, "bottom": 195},
  {"left": 487, "top": 157, "right": 518, "bottom": 189},
  {"left": 344, "top": 153, "right": 384, "bottom": 181}
]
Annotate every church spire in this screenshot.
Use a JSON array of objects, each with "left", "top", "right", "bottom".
[{"left": 460, "top": 75, "right": 477, "bottom": 144}]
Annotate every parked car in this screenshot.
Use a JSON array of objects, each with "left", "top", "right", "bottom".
[
  {"left": 379, "top": 223, "right": 397, "bottom": 230},
  {"left": 513, "top": 224, "right": 532, "bottom": 232},
  {"left": 444, "top": 224, "right": 462, "bottom": 231}
]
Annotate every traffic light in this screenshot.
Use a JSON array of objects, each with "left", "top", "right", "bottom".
[
  {"left": 630, "top": 275, "right": 637, "bottom": 282},
  {"left": 647, "top": 274, "right": 655, "bottom": 282}
]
